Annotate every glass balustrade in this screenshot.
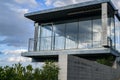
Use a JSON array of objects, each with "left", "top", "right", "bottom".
[{"left": 28, "top": 16, "right": 120, "bottom": 52}]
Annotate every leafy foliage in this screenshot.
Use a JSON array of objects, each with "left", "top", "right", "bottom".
[
  {"left": 0, "top": 62, "right": 59, "bottom": 80},
  {"left": 96, "top": 56, "right": 114, "bottom": 66}
]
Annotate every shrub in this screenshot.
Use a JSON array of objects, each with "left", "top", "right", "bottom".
[{"left": 0, "top": 62, "right": 59, "bottom": 80}]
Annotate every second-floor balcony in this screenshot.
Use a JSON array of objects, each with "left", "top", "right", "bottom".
[
  {"left": 29, "top": 37, "right": 102, "bottom": 52},
  {"left": 28, "top": 16, "right": 120, "bottom": 53}
]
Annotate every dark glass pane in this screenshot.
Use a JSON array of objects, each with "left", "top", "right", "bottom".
[
  {"left": 110, "top": 17, "right": 115, "bottom": 48},
  {"left": 54, "top": 24, "right": 65, "bottom": 36},
  {"left": 37, "top": 26, "right": 41, "bottom": 51},
  {"left": 41, "top": 25, "right": 52, "bottom": 37},
  {"left": 108, "top": 18, "right": 111, "bottom": 38},
  {"left": 66, "top": 21, "right": 78, "bottom": 49},
  {"left": 78, "top": 19, "right": 92, "bottom": 48},
  {"left": 54, "top": 23, "right": 65, "bottom": 50},
  {"left": 93, "top": 18, "right": 102, "bottom": 47}
]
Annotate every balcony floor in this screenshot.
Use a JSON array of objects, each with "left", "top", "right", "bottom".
[
  {"left": 21, "top": 48, "right": 120, "bottom": 62},
  {"left": 22, "top": 48, "right": 110, "bottom": 56}
]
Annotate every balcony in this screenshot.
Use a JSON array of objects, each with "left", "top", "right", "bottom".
[
  {"left": 28, "top": 37, "right": 103, "bottom": 52},
  {"left": 22, "top": 36, "right": 120, "bottom": 62},
  {"left": 22, "top": 12, "right": 120, "bottom": 59}
]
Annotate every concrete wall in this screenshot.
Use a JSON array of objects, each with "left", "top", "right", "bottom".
[
  {"left": 59, "top": 55, "right": 120, "bottom": 80},
  {"left": 59, "top": 54, "right": 68, "bottom": 80}
]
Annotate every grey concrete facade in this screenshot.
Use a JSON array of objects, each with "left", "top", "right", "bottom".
[
  {"left": 58, "top": 55, "right": 120, "bottom": 80},
  {"left": 58, "top": 54, "right": 68, "bottom": 80},
  {"left": 102, "top": 3, "right": 108, "bottom": 47}
]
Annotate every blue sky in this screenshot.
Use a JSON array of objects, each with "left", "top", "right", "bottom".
[{"left": 0, "top": 0, "right": 120, "bottom": 66}]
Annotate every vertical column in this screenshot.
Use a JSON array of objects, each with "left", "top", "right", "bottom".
[
  {"left": 102, "top": 3, "right": 108, "bottom": 47},
  {"left": 34, "top": 22, "right": 39, "bottom": 51},
  {"left": 58, "top": 54, "right": 68, "bottom": 80}
]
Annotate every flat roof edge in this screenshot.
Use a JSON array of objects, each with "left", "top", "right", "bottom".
[{"left": 24, "top": 0, "right": 110, "bottom": 17}]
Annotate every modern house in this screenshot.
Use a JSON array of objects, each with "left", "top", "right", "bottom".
[
  {"left": 22, "top": 0, "right": 120, "bottom": 79},
  {"left": 22, "top": 0, "right": 120, "bottom": 61}
]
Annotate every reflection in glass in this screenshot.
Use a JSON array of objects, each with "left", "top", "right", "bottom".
[
  {"left": 66, "top": 21, "right": 78, "bottom": 49},
  {"left": 108, "top": 18, "right": 111, "bottom": 38},
  {"left": 41, "top": 25, "right": 52, "bottom": 37},
  {"left": 93, "top": 18, "right": 102, "bottom": 47},
  {"left": 34, "top": 16, "right": 105, "bottom": 51},
  {"left": 40, "top": 25, "right": 53, "bottom": 50},
  {"left": 54, "top": 24, "right": 65, "bottom": 36},
  {"left": 55, "top": 36, "right": 65, "bottom": 50},
  {"left": 40, "top": 37, "right": 52, "bottom": 50},
  {"left": 110, "top": 17, "right": 115, "bottom": 48},
  {"left": 115, "top": 16, "right": 120, "bottom": 51},
  {"left": 37, "top": 26, "right": 41, "bottom": 51},
  {"left": 78, "top": 19, "right": 92, "bottom": 48},
  {"left": 54, "top": 23, "right": 65, "bottom": 50}
]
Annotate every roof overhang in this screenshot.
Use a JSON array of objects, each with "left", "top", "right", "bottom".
[{"left": 25, "top": 0, "right": 120, "bottom": 23}]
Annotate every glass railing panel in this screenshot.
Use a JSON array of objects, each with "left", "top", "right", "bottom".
[
  {"left": 54, "top": 36, "right": 65, "bottom": 50},
  {"left": 40, "top": 37, "right": 52, "bottom": 51},
  {"left": 28, "top": 38, "right": 34, "bottom": 52}
]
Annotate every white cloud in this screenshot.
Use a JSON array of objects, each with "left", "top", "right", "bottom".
[
  {"left": 8, "top": 56, "right": 31, "bottom": 62},
  {"left": 2, "top": 49, "right": 27, "bottom": 54},
  {"left": 0, "top": 49, "right": 31, "bottom": 63},
  {"left": 14, "top": 0, "right": 38, "bottom": 7},
  {"left": 5, "top": 3, "right": 29, "bottom": 18},
  {"left": 45, "top": 0, "right": 92, "bottom": 7},
  {"left": 0, "top": 1, "right": 34, "bottom": 48},
  {"left": 13, "top": 8, "right": 29, "bottom": 14},
  {"left": 44, "top": 0, "right": 120, "bottom": 12},
  {"left": 5, "top": 3, "right": 29, "bottom": 13},
  {"left": 0, "top": 0, "right": 36, "bottom": 66},
  {"left": 45, "top": 0, "right": 54, "bottom": 6},
  {"left": 53, "top": 1, "right": 66, "bottom": 7}
]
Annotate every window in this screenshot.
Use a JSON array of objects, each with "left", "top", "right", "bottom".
[
  {"left": 54, "top": 23, "right": 65, "bottom": 50},
  {"left": 110, "top": 17, "right": 115, "bottom": 48},
  {"left": 66, "top": 20, "right": 78, "bottom": 49},
  {"left": 78, "top": 18, "right": 92, "bottom": 48},
  {"left": 93, "top": 18, "right": 102, "bottom": 47},
  {"left": 35, "top": 16, "right": 103, "bottom": 51}
]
